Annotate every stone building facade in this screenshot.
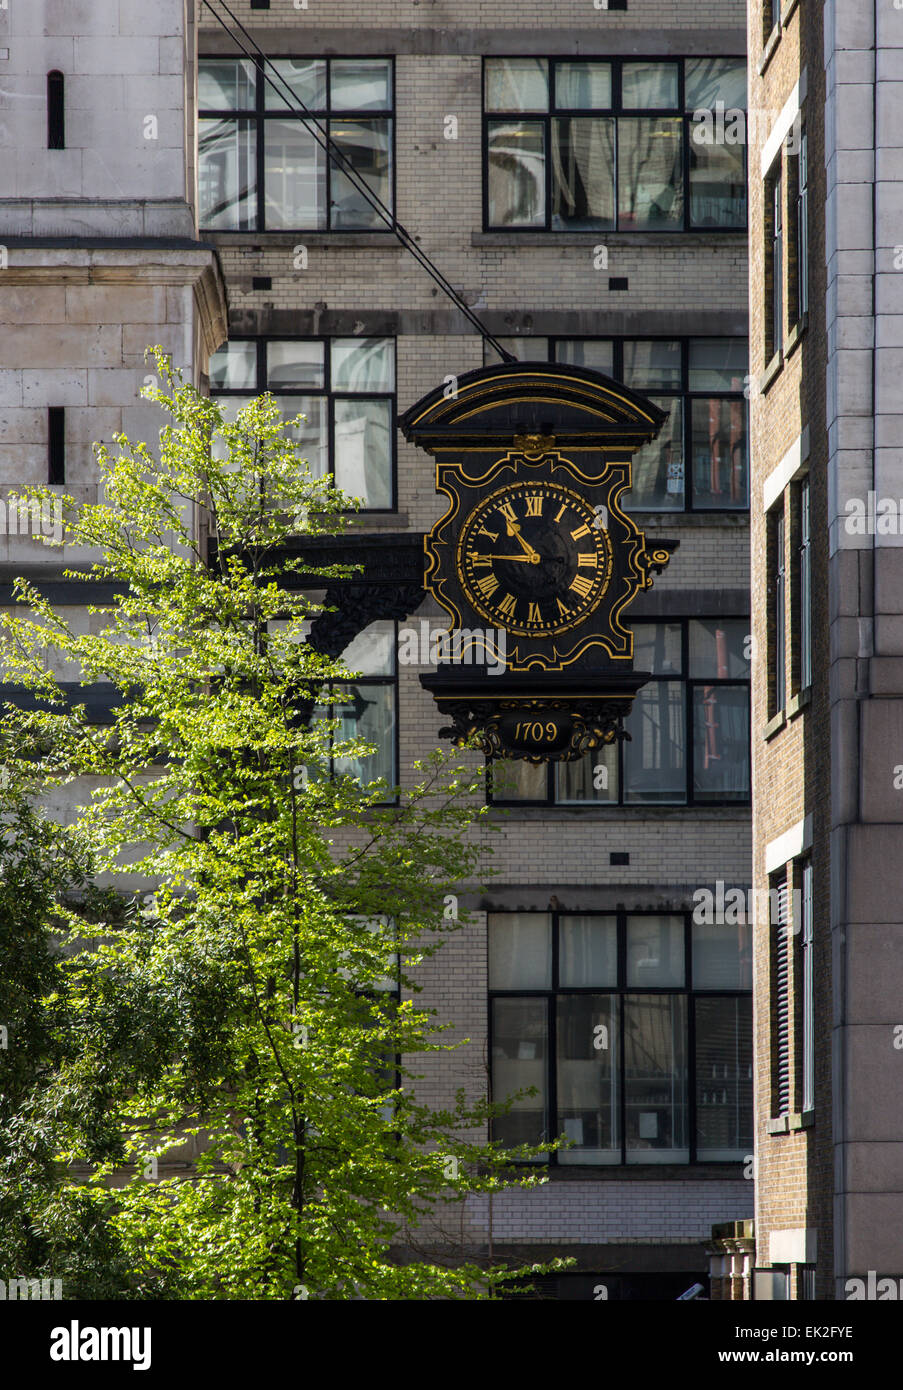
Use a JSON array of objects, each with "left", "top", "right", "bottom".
[{"left": 0, "top": 0, "right": 753, "bottom": 1297}]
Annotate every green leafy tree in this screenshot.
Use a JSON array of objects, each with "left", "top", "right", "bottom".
[{"left": 0, "top": 354, "right": 564, "bottom": 1300}]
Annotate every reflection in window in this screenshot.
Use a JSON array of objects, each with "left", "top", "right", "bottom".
[
  {"left": 484, "top": 56, "right": 746, "bottom": 231},
  {"left": 313, "top": 620, "right": 397, "bottom": 796},
  {"left": 210, "top": 336, "right": 396, "bottom": 510},
  {"left": 489, "top": 912, "right": 751, "bottom": 1164},
  {"left": 199, "top": 56, "right": 393, "bottom": 231}
]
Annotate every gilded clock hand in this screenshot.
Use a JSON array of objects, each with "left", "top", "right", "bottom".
[
  {"left": 476, "top": 552, "right": 541, "bottom": 564},
  {"left": 505, "top": 519, "right": 540, "bottom": 562}
]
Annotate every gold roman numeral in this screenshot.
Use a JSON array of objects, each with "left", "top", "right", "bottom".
[
  {"left": 497, "top": 592, "right": 517, "bottom": 618},
  {"left": 528, "top": 601, "right": 542, "bottom": 624},
  {"left": 554, "top": 503, "right": 567, "bottom": 523},
  {"left": 525, "top": 494, "right": 543, "bottom": 517},
  {"left": 497, "top": 500, "right": 517, "bottom": 523},
  {"left": 577, "top": 552, "right": 598, "bottom": 567},
  {"left": 476, "top": 573, "right": 499, "bottom": 598},
  {"left": 468, "top": 552, "right": 492, "bottom": 568},
  {"left": 570, "top": 522, "right": 591, "bottom": 540},
  {"left": 556, "top": 597, "right": 573, "bottom": 618},
  {"left": 570, "top": 573, "right": 594, "bottom": 599},
  {"left": 477, "top": 524, "right": 499, "bottom": 541}
]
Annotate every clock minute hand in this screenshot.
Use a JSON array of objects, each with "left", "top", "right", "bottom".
[{"left": 482, "top": 552, "right": 541, "bottom": 564}]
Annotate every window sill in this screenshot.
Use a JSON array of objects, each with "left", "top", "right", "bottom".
[
  {"left": 786, "top": 685, "right": 811, "bottom": 720},
  {"left": 783, "top": 0, "right": 801, "bottom": 25},
  {"left": 763, "top": 709, "right": 786, "bottom": 740},
  {"left": 630, "top": 510, "right": 750, "bottom": 528},
  {"left": 472, "top": 230, "right": 747, "bottom": 248},
  {"left": 785, "top": 313, "right": 808, "bottom": 362},
  {"left": 347, "top": 511, "right": 410, "bottom": 529},
  {"left": 759, "top": 349, "right": 784, "bottom": 395},
  {"left": 758, "top": 25, "right": 781, "bottom": 77},
  {"left": 208, "top": 231, "right": 402, "bottom": 249},
  {"left": 486, "top": 804, "right": 751, "bottom": 821},
  {"left": 767, "top": 1109, "right": 814, "bottom": 1135}
]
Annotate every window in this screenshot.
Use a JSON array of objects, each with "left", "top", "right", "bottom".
[
  {"left": 801, "top": 861, "right": 814, "bottom": 1113},
  {"left": 313, "top": 621, "right": 397, "bottom": 795},
  {"left": 793, "top": 478, "right": 812, "bottom": 692},
  {"left": 771, "top": 872, "right": 791, "bottom": 1117},
  {"left": 488, "top": 909, "right": 752, "bottom": 1164},
  {"left": 483, "top": 57, "right": 746, "bottom": 232},
  {"left": 47, "top": 407, "right": 65, "bottom": 485},
  {"left": 484, "top": 337, "right": 749, "bottom": 511},
  {"left": 789, "top": 131, "right": 808, "bottom": 324},
  {"left": 210, "top": 337, "right": 396, "bottom": 510},
  {"left": 770, "top": 506, "right": 787, "bottom": 713},
  {"left": 198, "top": 57, "right": 393, "bottom": 231},
  {"left": 490, "top": 619, "right": 751, "bottom": 806},
  {"left": 47, "top": 71, "right": 65, "bottom": 149},
  {"left": 764, "top": 0, "right": 782, "bottom": 42},
  {"left": 765, "top": 168, "right": 783, "bottom": 359}
]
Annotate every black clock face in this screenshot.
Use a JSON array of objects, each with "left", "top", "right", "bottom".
[{"left": 456, "top": 481, "right": 613, "bottom": 637}]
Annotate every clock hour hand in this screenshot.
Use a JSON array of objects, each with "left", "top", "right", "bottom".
[{"left": 505, "top": 518, "right": 540, "bottom": 562}]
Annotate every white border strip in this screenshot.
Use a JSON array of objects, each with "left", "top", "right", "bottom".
[
  {"left": 763, "top": 425, "right": 811, "bottom": 512},
  {"left": 760, "top": 68, "right": 807, "bottom": 177},
  {"left": 765, "top": 814, "right": 813, "bottom": 875}
]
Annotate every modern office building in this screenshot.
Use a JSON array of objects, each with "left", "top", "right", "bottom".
[
  {"left": 0, "top": 0, "right": 754, "bottom": 1297},
  {"left": 746, "top": 0, "right": 903, "bottom": 1301}
]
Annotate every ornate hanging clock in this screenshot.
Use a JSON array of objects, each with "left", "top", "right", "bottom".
[{"left": 399, "top": 362, "right": 677, "bottom": 761}]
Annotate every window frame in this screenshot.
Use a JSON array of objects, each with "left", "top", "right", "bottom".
[
  {"left": 487, "top": 617, "right": 752, "bottom": 808},
  {"left": 481, "top": 55, "right": 748, "bottom": 234},
  {"left": 764, "top": 163, "right": 784, "bottom": 361},
  {"left": 198, "top": 55, "right": 396, "bottom": 233},
  {"left": 484, "top": 335, "right": 749, "bottom": 512},
  {"left": 315, "top": 620, "right": 400, "bottom": 803},
  {"left": 210, "top": 335, "right": 398, "bottom": 512},
  {"left": 488, "top": 908, "right": 753, "bottom": 1167}
]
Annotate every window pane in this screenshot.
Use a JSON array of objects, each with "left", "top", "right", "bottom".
[
  {"left": 692, "top": 919, "right": 753, "bottom": 990},
  {"left": 622, "top": 340, "right": 682, "bottom": 392},
  {"left": 340, "top": 620, "right": 396, "bottom": 677},
  {"left": 331, "top": 338, "right": 395, "bottom": 392},
  {"left": 488, "top": 913, "right": 552, "bottom": 989},
  {"left": 266, "top": 341, "right": 325, "bottom": 390},
  {"left": 485, "top": 58, "right": 549, "bottom": 112},
  {"left": 333, "top": 398, "right": 393, "bottom": 508},
  {"left": 554, "top": 62, "right": 612, "bottom": 110},
  {"left": 274, "top": 395, "right": 328, "bottom": 478},
  {"left": 684, "top": 58, "right": 747, "bottom": 113},
  {"left": 624, "top": 681, "right": 686, "bottom": 804},
  {"left": 626, "top": 396, "right": 683, "bottom": 509},
  {"left": 490, "top": 997, "right": 549, "bottom": 1151},
  {"left": 692, "top": 685, "right": 749, "bottom": 801},
  {"left": 688, "top": 338, "right": 748, "bottom": 392},
  {"left": 199, "top": 59, "right": 256, "bottom": 109},
  {"left": 554, "top": 340, "right": 614, "bottom": 374},
  {"left": 330, "top": 682, "right": 396, "bottom": 789},
  {"left": 330, "top": 59, "right": 392, "bottom": 111},
  {"left": 690, "top": 139, "right": 746, "bottom": 228},
  {"left": 695, "top": 996, "right": 753, "bottom": 1160},
  {"left": 264, "top": 120, "right": 326, "bottom": 229},
  {"left": 484, "top": 337, "right": 549, "bottom": 365},
  {"left": 210, "top": 341, "right": 257, "bottom": 391},
  {"left": 557, "top": 994, "right": 620, "bottom": 1163},
  {"left": 330, "top": 119, "right": 392, "bottom": 228},
  {"left": 265, "top": 58, "right": 327, "bottom": 110},
  {"left": 492, "top": 758, "right": 547, "bottom": 800},
  {"left": 559, "top": 916, "right": 618, "bottom": 986},
  {"left": 617, "top": 118, "right": 683, "bottom": 229},
  {"left": 688, "top": 619, "right": 751, "bottom": 679},
  {"left": 555, "top": 743, "right": 617, "bottom": 802},
  {"left": 690, "top": 397, "right": 748, "bottom": 508},
  {"left": 621, "top": 62, "right": 679, "bottom": 109},
  {"left": 632, "top": 623, "right": 682, "bottom": 675},
  {"left": 487, "top": 120, "right": 546, "bottom": 226},
  {"left": 626, "top": 915, "right": 685, "bottom": 987},
  {"left": 199, "top": 118, "right": 257, "bottom": 230},
  {"left": 625, "top": 994, "right": 688, "bottom": 1162},
  {"left": 551, "top": 117, "right": 615, "bottom": 230}
]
